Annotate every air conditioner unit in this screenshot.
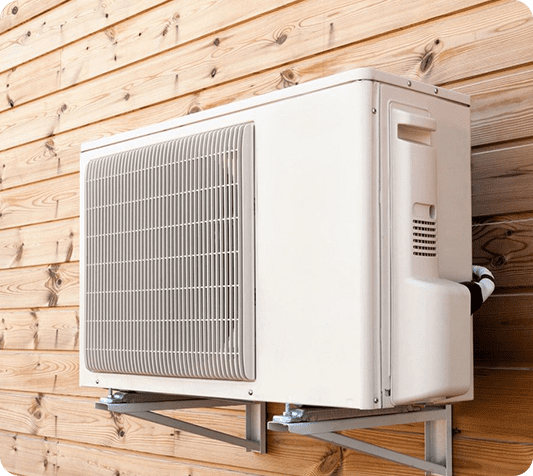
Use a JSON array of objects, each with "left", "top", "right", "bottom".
[{"left": 80, "top": 68, "right": 472, "bottom": 410}]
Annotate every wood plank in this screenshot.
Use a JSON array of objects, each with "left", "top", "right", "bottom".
[
  {"left": 0, "top": 429, "right": 429, "bottom": 476},
  {"left": 0, "top": 218, "right": 78, "bottom": 269},
  {"left": 0, "top": 351, "right": 101, "bottom": 397},
  {"left": 1, "top": 0, "right": 531, "bottom": 153},
  {"left": 472, "top": 139, "right": 533, "bottom": 217},
  {"left": 454, "top": 368, "right": 533, "bottom": 443},
  {"left": 0, "top": 391, "right": 431, "bottom": 476},
  {"left": 0, "top": 308, "right": 78, "bottom": 351},
  {"left": 0, "top": 262, "right": 78, "bottom": 309},
  {"left": 0, "top": 0, "right": 301, "bottom": 115},
  {"left": 474, "top": 294, "right": 533, "bottom": 368},
  {"left": 0, "top": 0, "right": 67, "bottom": 34},
  {"left": 453, "top": 64, "right": 533, "bottom": 147},
  {"left": 58, "top": 0, "right": 491, "bottom": 89},
  {"left": 472, "top": 214, "right": 533, "bottom": 290},
  {"left": 0, "top": 174, "right": 78, "bottom": 230},
  {"left": 0, "top": 0, "right": 170, "bottom": 74},
  {"left": 454, "top": 436, "right": 533, "bottom": 476},
  {"left": 0, "top": 50, "right": 61, "bottom": 111},
  {"left": 60, "top": 0, "right": 303, "bottom": 89}
]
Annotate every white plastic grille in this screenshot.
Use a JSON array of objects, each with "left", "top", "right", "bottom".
[
  {"left": 412, "top": 219, "right": 437, "bottom": 257},
  {"left": 84, "top": 123, "right": 255, "bottom": 381}
]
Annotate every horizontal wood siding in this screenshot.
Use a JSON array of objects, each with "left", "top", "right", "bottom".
[{"left": 0, "top": 0, "right": 532, "bottom": 475}]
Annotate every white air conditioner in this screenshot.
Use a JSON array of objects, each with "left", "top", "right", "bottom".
[{"left": 80, "top": 68, "right": 472, "bottom": 410}]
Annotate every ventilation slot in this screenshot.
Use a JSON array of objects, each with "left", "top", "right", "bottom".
[
  {"left": 413, "top": 219, "right": 437, "bottom": 257},
  {"left": 84, "top": 123, "right": 255, "bottom": 381}
]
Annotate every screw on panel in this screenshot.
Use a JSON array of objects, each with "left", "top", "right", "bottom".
[
  {"left": 96, "top": 379, "right": 99, "bottom": 384},
  {"left": 373, "top": 398, "right": 379, "bottom": 403},
  {"left": 372, "top": 108, "right": 377, "bottom": 114},
  {"left": 248, "top": 389, "right": 253, "bottom": 396}
]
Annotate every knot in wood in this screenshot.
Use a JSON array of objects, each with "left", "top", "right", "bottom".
[
  {"left": 213, "top": 38, "right": 220, "bottom": 47},
  {"left": 276, "top": 34, "right": 287, "bottom": 45},
  {"left": 420, "top": 52, "right": 434, "bottom": 73},
  {"left": 491, "top": 255, "right": 507, "bottom": 269},
  {"left": 210, "top": 68, "right": 217, "bottom": 78},
  {"left": 11, "top": 6, "right": 18, "bottom": 15}
]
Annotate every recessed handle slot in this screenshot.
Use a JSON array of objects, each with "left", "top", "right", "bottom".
[{"left": 394, "top": 109, "right": 436, "bottom": 146}]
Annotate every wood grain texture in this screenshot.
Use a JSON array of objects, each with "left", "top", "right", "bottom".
[
  {"left": 0, "top": 0, "right": 66, "bottom": 34},
  {"left": 0, "top": 0, "right": 170, "bottom": 74},
  {"left": 472, "top": 139, "right": 533, "bottom": 217},
  {"left": 0, "top": 136, "right": 79, "bottom": 192},
  {"left": 454, "top": 436, "right": 533, "bottom": 476},
  {"left": 0, "top": 308, "right": 78, "bottom": 351},
  {"left": 0, "top": 174, "right": 78, "bottom": 230},
  {"left": 1, "top": 0, "right": 532, "bottom": 153},
  {"left": 0, "top": 50, "right": 61, "bottom": 112},
  {"left": 454, "top": 368, "right": 533, "bottom": 443},
  {"left": 453, "top": 64, "right": 533, "bottom": 147},
  {"left": 0, "top": 351, "right": 100, "bottom": 397},
  {"left": 472, "top": 214, "right": 533, "bottom": 291},
  {"left": 59, "top": 0, "right": 302, "bottom": 88},
  {"left": 0, "top": 218, "right": 78, "bottom": 269},
  {"left": 0, "top": 262, "right": 78, "bottom": 309},
  {"left": 474, "top": 294, "right": 533, "bottom": 367}
]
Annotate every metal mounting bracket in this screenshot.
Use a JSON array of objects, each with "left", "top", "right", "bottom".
[
  {"left": 268, "top": 404, "right": 452, "bottom": 476},
  {"left": 95, "top": 390, "right": 266, "bottom": 453}
]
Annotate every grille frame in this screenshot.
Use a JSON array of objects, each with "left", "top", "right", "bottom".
[{"left": 83, "top": 123, "right": 255, "bottom": 382}]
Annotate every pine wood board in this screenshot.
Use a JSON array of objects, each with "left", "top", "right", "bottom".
[
  {"left": 0, "top": 351, "right": 101, "bottom": 397},
  {"left": 59, "top": 0, "right": 303, "bottom": 89},
  {"left": 0, "top": 217, "right": 78, "bottom": 269},
  {"left": 454, "top": 368, "right": 533, "bottom": 443},
  {"left": 0, "top": 0, "right": 66, "bottom": 34},
  {"left": 0, "top": 50, "right": 61, "bottom": 112},
  {"left": 0, "top": 262, "right": 78, "bottom": 309},
  {"left": 0, "top": 0, "right": 170, "bottom": 74},
  {"left": 1, "top": 0, "right": 531, "bottom": 153},
  {"left": 452, "top": 64, "right": 533, "bottom": 147},
  {"left": 454, "top": 436, "right": 533, "bottom": 476},
  {"left": 472, "top": 139, "right": 533, "bottom": 217},
  {"left": 0, "top": 308, "right": 78, "bottom": 351},
  {"left": 0, "top": 0, "right": 492, "bottom": 115},
  {"left": 474, "top": 294, "right": 533, "bottom": 368},
  {"left": 472, "top": 214, "right": 533, "bottom": 290},
  {"left": 0, "top": 174, "right": 78, "bottom": 230}
]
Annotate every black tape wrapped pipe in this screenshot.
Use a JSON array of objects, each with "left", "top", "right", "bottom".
[{"left": 461, "top": 266, "right": 495, "bottom": 314}]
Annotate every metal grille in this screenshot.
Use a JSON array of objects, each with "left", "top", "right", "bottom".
[
  {"left": 84, "top": 123, "right": 255, "bottom": 381},
  {"left": 412, "top": 219, "right": 437, "bottom": 257}
]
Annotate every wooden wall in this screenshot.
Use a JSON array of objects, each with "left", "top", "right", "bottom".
[{"left": 0, "top": 0, "right": 531, "bottom": 474}]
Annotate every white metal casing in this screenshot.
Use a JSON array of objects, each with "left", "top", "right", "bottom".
[{"left": 80, "top": 69, "right": 472, "bottom": 409}]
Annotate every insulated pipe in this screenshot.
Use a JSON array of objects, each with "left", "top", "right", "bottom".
[{"left": 461, "top": 266, "right": 495, "bottom": 314}]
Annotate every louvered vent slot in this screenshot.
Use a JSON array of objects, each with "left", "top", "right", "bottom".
[
  {"left": 413, "top": 219, "right": 437, "bottom": 257},
  {"left": 84, "top": 123, "right": 255, "bottom": 381}
]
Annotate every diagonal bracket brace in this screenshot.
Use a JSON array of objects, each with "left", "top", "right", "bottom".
[
  {"left": 269, "top": 404, "right": 452, "bottom": 476},
  {"left": 95, "top": 390, "right": 266, "bottom": 453}
]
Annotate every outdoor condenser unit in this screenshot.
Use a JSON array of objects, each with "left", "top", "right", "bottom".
[{"left": 80, "top": 68, "right": 472, "bottom": 410}]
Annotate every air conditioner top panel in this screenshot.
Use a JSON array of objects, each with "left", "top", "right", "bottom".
[{"left": 81, "top": 68, "right": 469, "bottom": 154}]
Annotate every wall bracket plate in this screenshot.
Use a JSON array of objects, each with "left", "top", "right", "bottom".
[
  {"left": 268, "top": 404, "right": 452, "bottom": 476},
  {"left": 95, "top": 390, "right": 266, "bottom": 453}
]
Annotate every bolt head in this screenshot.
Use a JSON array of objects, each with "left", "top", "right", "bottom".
[
  {"left": 372, "top": 108, "right": 377, "bottom": 114},
  {"left": 373, "top": 397, "right": 379, "bottom": 403},
  {"left": 248, "top": 389, "right": 253, "bottom": 396},
  {"left": 95, "top": 379, "right": 99, "bottom": 384},
  {"left": 434, "top": 88, "right": 439, "bottom": 94},
  {"left": 407, "top": 80, "right": 412, "bottom": 87}
]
